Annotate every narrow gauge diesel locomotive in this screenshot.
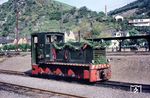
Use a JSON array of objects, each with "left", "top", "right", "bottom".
[{"left": 31, "top": 32, "right": 111, "bottom": 82}]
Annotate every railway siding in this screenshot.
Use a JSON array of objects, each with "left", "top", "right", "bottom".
[
  {"left": 0, "top": 82, "right": 84, "bottom": 98},
  {"left": 0, "top": 73, "right": 150, "bottom": 98},
  {"left": 0, "top": 69, "right": 150, "bottom": 93}
]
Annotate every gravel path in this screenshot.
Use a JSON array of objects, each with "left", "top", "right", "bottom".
[
  {"left": 0, "top": 73, "right": 150, "bottom": 98},
  {"left": 108, "top": 55, "right": 150, "bottom": 84}
]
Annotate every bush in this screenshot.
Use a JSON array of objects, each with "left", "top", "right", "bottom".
[
  {"left": 2, "top": 44, "right": 31, "bottom": 52},
  {"left": 18, "top": 44, "right": 31, "bottom": 52},
  {"left": 3, "top": 44, "right": 16, "bottom": 51}
]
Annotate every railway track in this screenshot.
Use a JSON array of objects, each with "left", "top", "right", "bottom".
[
  {"left": 0, "top": 69, "right": 28, "bottom": 76},
  {"left": 0, "top": 51, "right": 20, "bottom": 57},
  {"left": 0, "top": 69, "right": 150, "bottom": 93},
  {"left": 106, "top": 51, "right": 150, "bottom": 56},
  {"left": 96, "top": 81, "right": 150, "bottom": 93},
  {"left": 0, "top": 81, "right": 85, "bottom": 98}
]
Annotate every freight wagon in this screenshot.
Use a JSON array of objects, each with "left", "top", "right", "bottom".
[{"left": 31, "top": 32, "right": 111, "bottom": 82}]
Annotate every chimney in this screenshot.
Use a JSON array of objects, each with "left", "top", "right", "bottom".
[{"left": 105, "top": 5, "right": 107, "bottom": 17}]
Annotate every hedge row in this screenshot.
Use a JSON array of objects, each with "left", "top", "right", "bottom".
[{"left": 0, "top": 44, "right": 31, "bottom": 52}]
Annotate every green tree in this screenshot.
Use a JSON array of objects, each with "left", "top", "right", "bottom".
[
  {"left": 129, "top": 28, "right": 139, "bottom": 45},
  {"left": 78, "top": 6, "right": 89, "bottom": 18},
  {"left": 129, "top": 28, "right": 139, "bottom": 36}
]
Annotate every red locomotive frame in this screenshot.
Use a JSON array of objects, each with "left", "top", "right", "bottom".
[{"left": 32, "top": 63, "right": 111, "bottom": 82}]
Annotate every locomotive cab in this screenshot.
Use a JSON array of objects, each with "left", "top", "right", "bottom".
[{"left": 31, "top": 32, "right": 64, "bottom": 64}]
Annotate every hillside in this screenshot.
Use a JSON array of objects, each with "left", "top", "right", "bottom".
[
  {"left": 109, "top": 0, "right": 150, "bottom": 18},
  {"left": 0, "top": 0, "right": 73, "bottom": 36},
  {"left": 0, "top": 0, "right": 116, "bottom": 39}
]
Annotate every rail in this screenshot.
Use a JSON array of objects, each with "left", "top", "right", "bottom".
[
  {"left": 96, "top": 81, "right": 150, "bottom": 93},
  {"left": 106, "top": 51, "right": 150, "bottom": 56},
  {"left": 0, "top": 81, "right": 86, "bottom": 98}
]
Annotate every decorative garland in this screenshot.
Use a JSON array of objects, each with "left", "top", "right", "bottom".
[
  {"left": 52, "top": 41, "right": 107, "bottom": 65},
  {"left": 93, "top": 56, "right": 108, "bottom": 64},
  {"left": 52, "top": 40, "right": 106, "bottom": 50}
]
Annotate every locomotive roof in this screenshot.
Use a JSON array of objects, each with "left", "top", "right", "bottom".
[{"left": 31, "top": 32, "right": 64, "bottom": 36}]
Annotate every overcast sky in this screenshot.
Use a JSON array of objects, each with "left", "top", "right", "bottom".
[{"left": 0, "top": 0, "right": 136, "bottom": 12}]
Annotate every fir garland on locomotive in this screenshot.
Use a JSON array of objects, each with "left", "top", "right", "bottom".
[{"left": 31, "top": 32, "right": 111, "bottom": 82}]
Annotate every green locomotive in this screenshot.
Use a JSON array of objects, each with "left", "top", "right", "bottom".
[{"left": 31, "top": 32, "right": 111, "bottom": 82}]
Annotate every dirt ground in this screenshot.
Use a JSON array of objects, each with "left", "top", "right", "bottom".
[
  {"left": 0, "top": 54, "right": 31, "bottom": 72},
  {"left": 0, "top": 53, "right": 150, "bottom": 84},
  {"left": 107, "top": 55, "right": 150, "bottom": 84}
]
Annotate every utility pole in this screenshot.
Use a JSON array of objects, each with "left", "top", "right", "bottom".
[
  {"left": 14, "top": 0, "right": 19, "bottom": 51},
  {"left": 60, "top": 4, "right": 63, "bottom": 32},
  {"left": 90, "top": 19, "right": 94, "bottom": 42},
  {"left": 14, "top": 0, "right": 25, "bottom": 51},
  {"left": 16, "top": 10, "right": 19, "bottom": 51},
  {"left": 78, "top": 30, "right": 81, "bottom": 42}
]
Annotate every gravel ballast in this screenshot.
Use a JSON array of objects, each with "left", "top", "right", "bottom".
[
  {"left": 0, "top": 73, "right": 150, "bottom": 98},
  {"left": 0, "top": 90, "right": 30, "bottom": 98}
]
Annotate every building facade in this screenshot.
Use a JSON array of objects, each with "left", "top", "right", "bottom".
[{"left": 129, "top": 19, "right": 150, "bottom": 26}]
